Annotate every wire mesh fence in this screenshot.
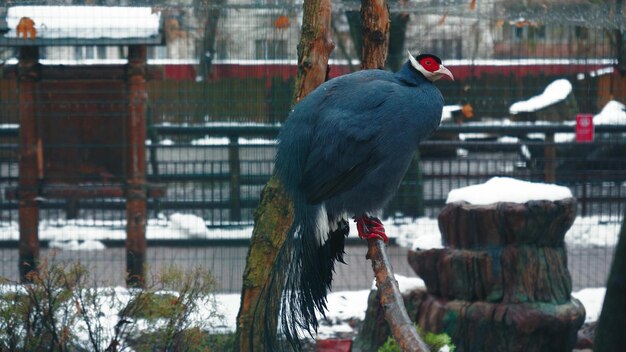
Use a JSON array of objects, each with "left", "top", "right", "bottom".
[{"left": 0, "top": 1, "right": 625, "bottom": 293}]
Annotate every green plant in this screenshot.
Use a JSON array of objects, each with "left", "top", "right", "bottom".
[
  {"left": 125, "top": 266, "right": 222, "bottom": 351},
  {"left": 0, "top": 257, "right": 83, "bottom": 351},
  {"left": 0, "top": 257, "right": 224, "bottom": 351},
  {"left": 378, "top": 325, "right": 455, "bottom": 352}
]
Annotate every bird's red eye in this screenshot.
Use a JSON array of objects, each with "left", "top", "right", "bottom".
[{"left": 418, "top": 57, "right": 440, "bottom": 72}]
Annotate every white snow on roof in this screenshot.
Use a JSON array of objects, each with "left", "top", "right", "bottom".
[
  {"left": 6, "top": 6, "right": 160, "bottom": 39},
  {"left": 445, "top": 58, "right": 616, "bottom": 66},
  {"left": 446, "top": 177, "right": 573, "bottom": 205},
  {"left": 594, "top": 100, "right": 626, "bottom": 125},
  {"left": 509, "top": 79, "right": 573, "bottom": 114}
]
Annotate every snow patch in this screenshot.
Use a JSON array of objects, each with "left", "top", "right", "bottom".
[
  {"left": 509, "top": 79, "right": 572, "bottom": 114},
  {"left": 593, "top": 100, "right": 626, "bottom": 125},
  {"left": 49, "top": 239, "right": 106, "bottom": 251},
  {"left": 191, "top": 136, "right": 276, "bottom": 145},
  {"left": 441, "top": 105, "right": 462, "bottom": 122},
  {"left": 572, "top": 287, "right": 606, "bottom": 323},
  {"left": 446, "top": 177, "right": 573, "bottom": 205},
  {"left": 169, "top": 213, "right": 210, "bottom": 238}
]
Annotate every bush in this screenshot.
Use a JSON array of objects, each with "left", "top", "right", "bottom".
[
  {"left": 0, "top": 257, "right": 224, "bottom": 351},
  {"left": 378, "top": 325, "right": 455, "bottom": 352}
]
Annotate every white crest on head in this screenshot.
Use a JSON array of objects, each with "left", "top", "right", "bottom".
[
  {"left": 408, "top": 50, "right": 419, "bottom": 69},
  {"left": 408, "top": 50, "right": 430, "bottom": 77}
]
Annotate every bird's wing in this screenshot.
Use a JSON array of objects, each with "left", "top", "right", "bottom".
[
  {"left": 299, "top": 78, "right": 396, "bottom": 205},
  {"left": 301, "top": 142, "right": 378, "bottom": 205}
]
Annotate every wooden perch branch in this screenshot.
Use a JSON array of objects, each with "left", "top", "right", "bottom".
[{"left": 367, "top": 238, "right": 430, "bottom": 352}]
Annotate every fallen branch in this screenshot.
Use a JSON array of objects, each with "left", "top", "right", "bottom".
[{"left": 367, "top": 238, "right": 430, "bottom": 352}]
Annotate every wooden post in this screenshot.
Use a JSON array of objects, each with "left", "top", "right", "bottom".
[
  {"left": 125, "top": 45, "right": 148, "bottom": 287},
  {"left": 228, "top": 134, "right": 242, "bottom": 222},
  {"left": 544, "top": 132, "right": 556, "bottom": 183},
  {"left": 17, "top": 46, "right": 40, "bottom": 282}
]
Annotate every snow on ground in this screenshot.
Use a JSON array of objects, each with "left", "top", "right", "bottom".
[
  {"left": 49, "top": 239, "right": 106, "bottom": 251},
  {"left": 0, "top": 279, "right": 606, "bottom": 345},
  {"left": 191, "top": 136, "right": 276, "bottom": 145},
  {"left": 0, "top": 178, "right": 617, "bottom": 343},
  {"left": 0, "top": 177, "right": 619, "bottom": 250},
  {"left": 169, "top": 213, "right": 211, "bottom": 238},
  {"left": 0, "top": 211, "right": 619, "bottom": 250},
  {"left": 210, "top": 280, "right": 606, "bottom": 338},
  {"left": 572, "top": 287, "right": 606, "bottom": 323},
  {"left": 6, "top": 6, "right": 160, "bottom": 39},
  {"left": 509, "top": 79, "right": 572, "bottom": 114},
  {"left": 446, "top": 177, "right": 573, "bottom": 205}
]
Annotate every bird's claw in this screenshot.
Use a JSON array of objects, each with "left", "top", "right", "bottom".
[{"left": 354, "top": 215, "right": 388, "bottom": 243}]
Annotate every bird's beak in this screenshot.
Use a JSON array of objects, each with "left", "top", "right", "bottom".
[{"left": 436, "top": 65, "right": 454, "bottom": 81}]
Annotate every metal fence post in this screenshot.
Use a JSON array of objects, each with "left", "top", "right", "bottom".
[
  {"left": 544, "top": 132, "right": 556, "bottom": 183},
  {"left": 229, "top": 135, "right": 242, "bottom": 222}
]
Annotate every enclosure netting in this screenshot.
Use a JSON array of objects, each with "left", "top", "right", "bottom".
[{"left": 0, "top": 0, "right": 624, "bottom": 292}]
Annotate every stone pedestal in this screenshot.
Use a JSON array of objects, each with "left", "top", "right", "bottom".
[{"left": 408, "top": 198, "right": 585, "bottom": 352}]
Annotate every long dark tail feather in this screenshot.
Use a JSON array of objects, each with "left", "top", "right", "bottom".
[{"left": 253, "top": 205, "right": 349, "bottom": 351}]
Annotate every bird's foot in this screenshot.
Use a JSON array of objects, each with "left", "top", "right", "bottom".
[{"left": 354, "top": 215, "right": 388, "bottom": 243}]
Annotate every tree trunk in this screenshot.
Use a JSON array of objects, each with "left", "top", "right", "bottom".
[
  {"left": 234, "top": 178, "right": 293, "bottom": 351},
  {"left": 194, "top": 0, "right": 224, "bottom": 79},
  {"left": 594, "top": 203, "right": 626, "bottom": 351},
  {"left": 292, "top": 0, "right": 335, "bottom": 104},
  {"left": 234, "top": 0, "right": 334, "bottom": 350},
  {"left": 345, "top": 0, "right": 409, "bottom": 71},
  {"left": 360, "top": 0, "right": 390, "bottom": 70}
]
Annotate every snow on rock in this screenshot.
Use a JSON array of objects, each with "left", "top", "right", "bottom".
[
  {"left": 593, "top": 100, "right": 626, "bottom": 125},
  {"left": 6, "top": 6, "right": 160, "bottom": 39},
  {"left": 169, "top": 213, "right": 210, "bottom": 238},
  {"left": 49, "top": 239, "right": 106, "bottom": 251},
  {"left": 509, "top": 79, "right": 572, "bottom": 114},
  {"left": 446, "top": 177, "right": 573, "bottom": 205}
]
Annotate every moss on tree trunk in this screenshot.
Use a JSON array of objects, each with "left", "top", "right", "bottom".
[{"left": 234, "top": 0, "right": 334, "bottom": 349}]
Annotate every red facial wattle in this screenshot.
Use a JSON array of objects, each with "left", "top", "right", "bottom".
[{"left": 419, "top": 57, "right": 441, "bottom": 72}]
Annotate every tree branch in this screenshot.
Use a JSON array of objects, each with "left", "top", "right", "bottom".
[{"left": 367, "top": 238, "right": 430, "bottom": 352}]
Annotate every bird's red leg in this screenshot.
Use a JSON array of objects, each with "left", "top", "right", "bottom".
[{"left": 354, "top": 215, "right": 388, "bottom": 243}]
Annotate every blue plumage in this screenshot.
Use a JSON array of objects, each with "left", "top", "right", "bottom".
[{"left": 260, "top": 53, "right": 452, "bottom": 349}]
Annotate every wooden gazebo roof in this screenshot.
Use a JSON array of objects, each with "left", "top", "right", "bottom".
[{"left": 0, "top": 5, "right": 164, "bottom": 47}]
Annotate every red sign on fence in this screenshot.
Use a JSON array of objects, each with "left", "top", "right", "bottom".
[{"left": 576, "top": 114, "right": 594, "bottom": 143}]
